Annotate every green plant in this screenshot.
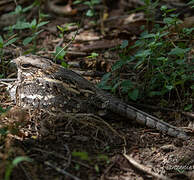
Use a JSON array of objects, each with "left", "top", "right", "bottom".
[
  {"left": 4, "top": 3, "right": 49, "bottom": 53},
  {"left": 0, "top": 35, "right": 18, "bottom": 75},
  {"left": 22, "top": 17, "right": 49, "bottom": 49},
  {"left": 99, "top": 6, "right": 194, "bottom": 106},
  {"left": 53, "top": 46, "right": 68, "bottom": 68},
  {"left": 54, "top": 23, "right": 79, "bottom": 67},
  {"left": 87, "top": 52, "right": 99, "bottom": 59},
  {"left": 54, "top": 23, "right": 77, "bottom": 67},
  {"left": 73, "top": 0, "right": 101, "bottom": 17},
  {"left": 0, "top": 35, "right": 18, "bottom": 56},
  {"left": 57, "top": 23, "right": 77, "bottom": 37},
  {"left": 72, "top": 151, "right": 90, "bottom": 161},
  {"left": 133, "top": 0, "right": 159, "bottom": 26},
  {"left": 0, "top": 107, "right": 9, "bottom": 114},
  {"left": 188, "top": 0, "right": 194, "bottom": 8},
  {"left": 4, "top": 4, "right": 36, "bottom": 32},
  {"left": 5, "top": 156, "right": 32, "bottom": 180},
  {"left": 72, "top": 151, "right": 109, "bottom": 173}
]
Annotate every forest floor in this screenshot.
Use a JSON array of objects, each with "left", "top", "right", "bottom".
[{"left": 0, "top": 0, "right": 194, "bottom": 179}]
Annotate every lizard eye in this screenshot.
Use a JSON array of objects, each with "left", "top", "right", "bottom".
[{"left": 21, "top": 63, "right": 31, "bottom": 68}]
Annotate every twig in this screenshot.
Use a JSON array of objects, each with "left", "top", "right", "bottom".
[
  {"left": 64, "top": 144, "right": 71, "bottom": 169},
  {"left": 123, "top": 153, "right": 172, "bottom": 180},
  {"left": 0, "top": 0, "right": 13, "bottom": 6},
  {"left": 19, "top": 163, "right": 32, "bottom": 180},
  {"left": 54, "top": 38, "right": 63, "bottom": 52},
  {"left": 0, "top": 78, "right": 17, "bottom": 82},
  {"left": 32, "top": 147, "right": 90, "bottom": 169},
  {"left": 181, "top": 111, "right": 194, "bottom": 119},
  {"left": 74, "top": 113, "right": 127, "bottom": 146},
  {"left": 45, "top": 161, "right": 81, "bottom": 180},
  {"left": 13, "top": 0, "right": 18, "bottom": 6}
]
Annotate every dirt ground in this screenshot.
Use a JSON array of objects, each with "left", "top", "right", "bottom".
[{"left": 0, "top": 0, "right": 194, "bottom": 179}]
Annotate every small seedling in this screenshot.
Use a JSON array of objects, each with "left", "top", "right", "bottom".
[{"left": 87, "top": 52, "right": 99, "bottom": 59}]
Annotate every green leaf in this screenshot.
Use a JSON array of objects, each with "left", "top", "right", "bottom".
[
  {"left": 37, "top": 21, "right": 49, "bottom": 28},
  {"left": 142, "top": 33, "right": 156, "bottom": 39},
  {"left": 100, "top": 73, "right": 111, "bottom": 84},
  {"left": 87, "top": 52, "right": 99, "bottom": 58},
  {"left": 30, "top": 19, "right": 37, "bottom": 28},
  {"left": 54, "top": 46, "right": 66, "bottom": 60},
  {"left": 128, "top": 89, "right": 139, "bottom": 101},
  {"left": 190, "top": 85, "right": 194, "bottom": 90},
  {"left": 15, "top": 5, "right": 22, "bottom": 14},
  {"left": 165, "top": 85, "right": 173, "bottom": 90},
  {"left": 0, "top": 36, "right": 3, "bottom": 44},
  {"left": 94, "top": 164, "right": 99, "bottom": 172},
  {"left": 166, "top": 8, "right": 176, "bottom": 13},
  {"left": 12, "top": 156, "right": 32, "bottom": 166},
  {"left": 73, "top": 0, "right": 82, "bottom": 4},
  {"left": 0, "top": 127, "right": 8, "bottom": 135},
  {"left": 100, "top": 85, "right": 112, "bottom": 90},
  {"left": 23, "top": 3, "right": 35, "bottom": 12},
  {"left": 168, "top": 47, "right": 190, "bottom": 57},
  {"left": 134, "top": 58, "right": 145, "bottom": 69},
  {"left": 160, "top": 5, "right": 167, "bottom": 11},
  {"left": 157, "top": 57, "right": 167, "bottom": 61},
  {"left": 148, "top": 91, "right": 162, "bottom": 97},
  {"left": 72, "top": 151, "right": 90, "bottom": 161},
  {"left": 112, "top": 81, "right": 121, "bottom": 93},
  {"left": 97, "top": 72, "right": 111, "bottom": 88},
  {"left": 5, "top": 156, "right": 32, "bottom": 180},
  {"left": 97, "top": 154, "right": 109, "bottom": 161},
  {"left": 39, "top": 13, "right": 50, "bottom": 19},
  {"left": 188, "top": 0, "right": 194, "bottom": 5},
  {"left": 121, "top": 80, "right": 132, "bottom": 87},
  {"left": 121, "top": 80, "right": 133, "bottom": 93},
  {"left": 163, "top": 17, "right": 175, "bottom": 24},
  {"left": 120, "top": 40, "right": 128, "bottom": 49},
  {"left": 92, "top": 0, "right": 101, "bottom": 5},
  {"left": 4, "top": 37, "right": 18, "bottom": 47},
  {"left": 0, "top": 35, "right": 3, "bottom": 48},
  {"left": 57, "top": 25, "right": 64, "bottom": 33},
  {"left": 159, "top": 31, "right": 169, "bottom": 38},
  {"left": 61, "top": 61, "right": 68, "bottom": 68},
  {"left": 86, "top": 9, "right": 94, "bottom": 17},
  {"left": 135, "top": 49, "right": 151, "bottom": 58},
  {"left": 13, "top": 21, "right": 30, "bottom": 29},
  {"left": 112, "top": 60, "right": 126, "bottom": 71},
  {"left": 91, "top": 52, "right": 98, "bottom": 57},
  {"left": 182, "top": 27, "right": 194, "bottom": 35},
  {"left": 34, "top": 29, "right": 44, "bottom": 36},
  {"left": 23, "top": 37, "right": 33, "bottom": 46},
  {"left": 84, "top": 1, "right": 91, "bottom": 6},
  {"left": 184, "top": 104, "right": 192, "bottom": 111},
  {"left": 0, "top": 106, "right": 8, "bottom": 114},
  {"left": 134, "top": 39, "right": 143, "bottom": 48}
]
